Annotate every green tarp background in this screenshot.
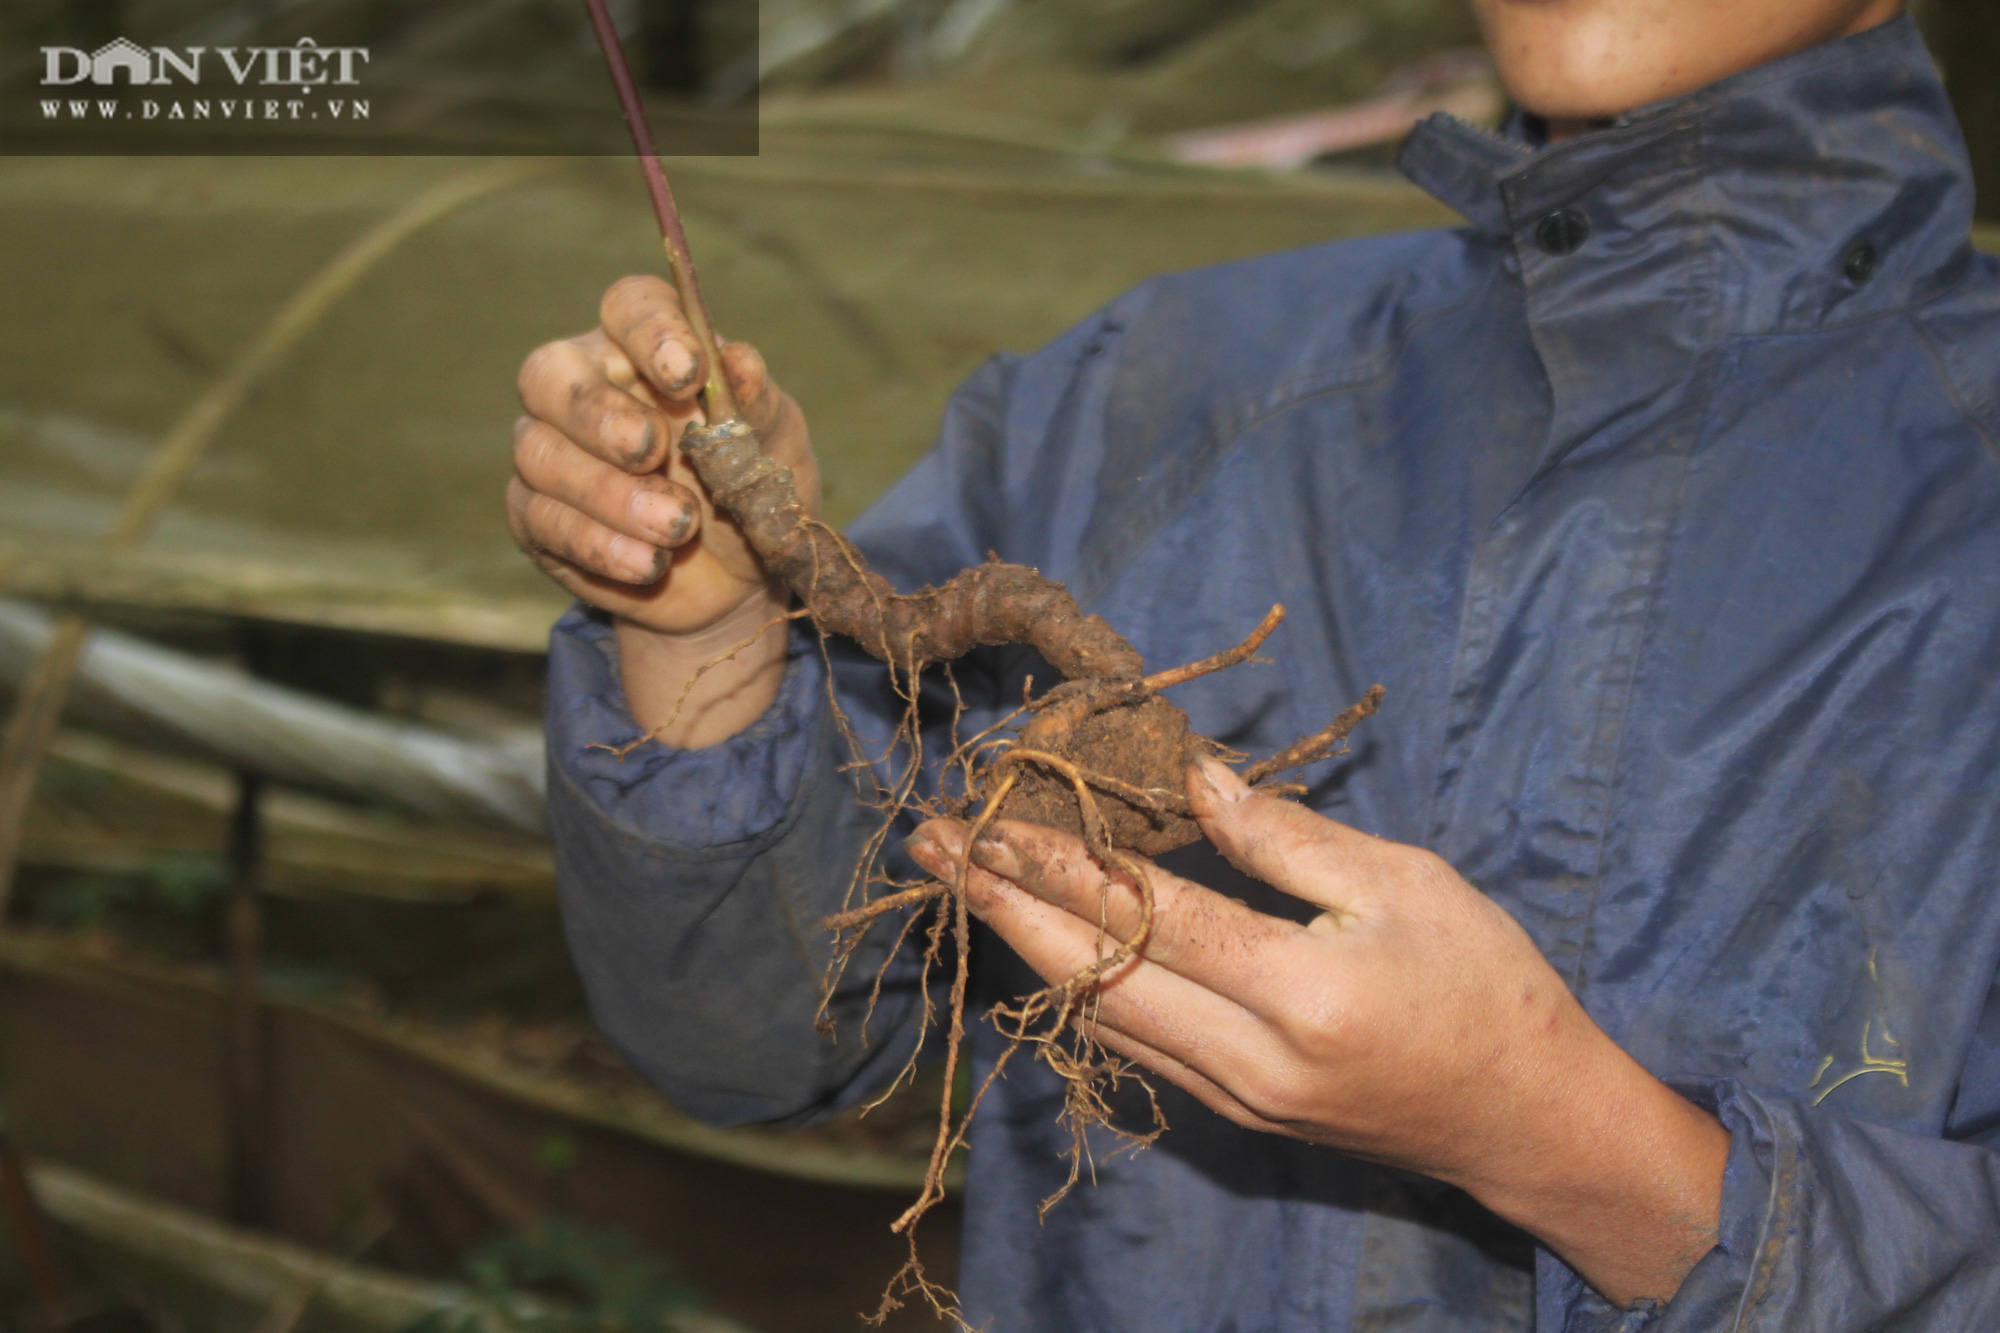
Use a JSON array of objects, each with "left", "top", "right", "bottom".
[{"left": 0, "top": 144, "right": 1456, "bottom": 649}]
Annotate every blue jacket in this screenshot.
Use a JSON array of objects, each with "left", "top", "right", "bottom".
[{"left": 546, "top": 17, "right": 2000, "bottom": 1331}]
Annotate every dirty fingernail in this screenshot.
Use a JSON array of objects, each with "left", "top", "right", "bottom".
[
  {"left": 970, "top": 831, "right": 1022, "bottom": 882},
  {"left": 924, "top": 822, "right": 968, "bottom": 858},
  {"left": 631, "top": 489, "right": 694, "bottom": 544},
  {"left": 657, "top": 340, "right": 697, "bottom": 390},
  {"left": 904, "top": 833, "right": 937, "bottom": 865},
  {"left": 625, "top": 418, "right": 659, "bottom": 467},
  {"left": 609, "top": 535, "right": 663, "bottom": 582},
  {"left": 1196, "top": 755, "right": 1249, "bottom": 804}
]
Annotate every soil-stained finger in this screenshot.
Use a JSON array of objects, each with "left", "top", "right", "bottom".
[
  {"left": 1189, "top": 757, "right": 1395, "bottom": 917},
  {"left": 959, "top": 818, "right": 1312, "bottom": 1019},
  {"left": 905, "top": 830, "right": 1287, "bottom": 1091},
  {"left": 1084, "top": 1018, "right": 1286, "bottom": 1137},
  {"left": 517, "top": 337, "right": 671, "bottom": 472},
  {"left": 513, "top": 417, "right": 701, "bottom": 547},
  {"left": 601, "top": 274, "right": 705, "bottom": 401},
  {"left": 505, "top": 493, "right": 704, "bottom": 628},
  {"left": 507, "top": 476, "right": 666, "bottom": 585},
  {"left": 719, "top": 341, "right": 779, "bottom": 433}
]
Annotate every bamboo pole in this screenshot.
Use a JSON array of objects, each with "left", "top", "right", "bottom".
[
  {"left": 0, "top": 1112, "right": 68, "bottom": 1323},
  {"left": 0, "top": 618, "right": 87, "bottom": 909},
  {"left": 0, "top": 162, "right": 536, "bottom": 922},
  {"left": 224, "top": 773, "right": 268, "bottom": 1229}
]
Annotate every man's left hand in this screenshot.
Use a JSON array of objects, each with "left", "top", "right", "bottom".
[{"left": 904, "top": 755, "right": 1730, "bottom": 1310}]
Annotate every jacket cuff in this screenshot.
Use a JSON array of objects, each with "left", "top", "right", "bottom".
[
  {"left": 1533, "top": 1076, "right": 1773, "bottom": 1333},
  {"left": 545, "top": 604, "right": 825, "bottom": 850}
]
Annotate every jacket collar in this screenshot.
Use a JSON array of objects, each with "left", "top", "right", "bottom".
[{"left": 1398, "top": 15, "right": 1977, "bottom": 335}]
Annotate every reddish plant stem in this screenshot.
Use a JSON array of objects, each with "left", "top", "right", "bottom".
[{"left": 579, "top": 0, "right": 738, "bottom": 422}]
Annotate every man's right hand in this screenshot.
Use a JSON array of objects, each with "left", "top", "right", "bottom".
[
  {"left": 510, "top": 275, "right": 818, "bottom": 747},
  {"left": 507, "top": 273, "right": 818, "bottom": 636}
]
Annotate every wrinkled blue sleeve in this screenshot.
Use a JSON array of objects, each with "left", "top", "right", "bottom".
[
  {"left": 546, "top": 353, "right": 1034, "bottom": 1128},
  {"left": 1538, "top": 1054, "right": 2000, "bottom": 1332}
]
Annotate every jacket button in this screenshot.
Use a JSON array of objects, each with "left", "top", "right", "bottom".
[
  {"left": 1535, "top": 208, "right": 1591, "bottom": 256},
  {"left": 1843, "top": 241, "right": 1879, "bottom": 285}
]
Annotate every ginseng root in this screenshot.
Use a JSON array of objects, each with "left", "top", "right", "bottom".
[{"left": 678, "top": 418, "right": 1382, "bottom": 1325}]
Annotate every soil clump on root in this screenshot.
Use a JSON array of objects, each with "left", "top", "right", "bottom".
[{"left": 666, "top": 419, "right": 1382, "bottom": 1324}]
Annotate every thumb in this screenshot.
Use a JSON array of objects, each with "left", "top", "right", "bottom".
[{"left": 1188, "top": 755, "right": 1387, "bottom": 916}]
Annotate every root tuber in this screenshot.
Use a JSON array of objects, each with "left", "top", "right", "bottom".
[{"left": 679, "top": 417, "right": 1382, "bottom": 1325}]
